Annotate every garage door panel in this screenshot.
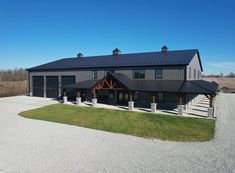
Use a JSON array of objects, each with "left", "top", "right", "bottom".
[
  {"left": 46, "top": 76, "right": 58, "bottom": 98},
  {"left": 33, "top": 76, "right": 44, "bottom": 97}
]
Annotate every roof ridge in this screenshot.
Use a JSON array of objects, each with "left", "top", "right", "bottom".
[{"left": 65, "top": 49, "right": 199, "bottom": 59}]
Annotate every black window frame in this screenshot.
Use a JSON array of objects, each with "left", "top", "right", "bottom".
[
  {"left": 132, "top": 69, "right": 145, "bottom": 79},
  {"left": 133, "top": 91, "right": 140, "bottom": 100},
  {"left": 158, "top": 93, "right": 164, "bottom": 103},
  {"left": 155, "top": 68, "right": 163, "bottom": 79},
  {"left": 92, "top": 70, "right": 98, "bottom": 79}
]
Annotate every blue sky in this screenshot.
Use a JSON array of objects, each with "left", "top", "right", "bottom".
[{"left": 0, "top": 0, "right": 234, "bottom": 75}]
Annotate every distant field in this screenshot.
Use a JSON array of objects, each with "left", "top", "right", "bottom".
[
  {"left": 203, "top": 77, "right": 235, "bottom": 88},
  {"left": 0, "top": 81, "right": 28, "bottom": 97},
  {"left": 203, "top": 77, "right": 235, "bottom": 92}
]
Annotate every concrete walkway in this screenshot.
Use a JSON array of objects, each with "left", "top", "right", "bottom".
[
  {"left": 0, "top": 94, "right": 234, "bottom": 173},
  {"left": 67, "top": 95, "right": 211, "bottom": 118}
]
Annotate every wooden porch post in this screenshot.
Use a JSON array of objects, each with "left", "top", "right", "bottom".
[
  {"left": 209, "top": 95, "right": 213, "bottom": 107},
  {"left": 92, "top": 89, "right": 96, "bottom": 99},
  {"left": 179, "top": 95, "right": 183, "bottom": 105},
  {"left": 63, "top": 89, "right": 66, "bottom": 96},
  {"left": 152, "top": 94, "right": 156, "bottom": 103},
  {"left": 129, "top": 93, "right": 133, "bottom": 101},
  {"left": 77, "top": 89, "right": 80, "bottom": 98}
]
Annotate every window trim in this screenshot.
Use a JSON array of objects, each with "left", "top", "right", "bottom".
[
  {"left": 155, "top": 68, "right": 163, "bottom": 79},
  {"left": 92, "top": 70, "right": 98, "bottom": 79},
  {"left": 132, "top": 69, "right": 145, "bottom": 79},
  {"left": 133, "top": 91, "right": 140, "bottom": 100},
  {"left": 158, "top": 93, "right": 164, "bottom": 103}
]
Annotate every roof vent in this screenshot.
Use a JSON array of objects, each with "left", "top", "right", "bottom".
[
  {"left": 77, "top": 53, "right": 83, "bottom": 58},
  {"left": 161, "top": 45, "right": 168, "bottom": 53},
  {"left": 112, "top": 48, "right": 121, "bottom": 56}
]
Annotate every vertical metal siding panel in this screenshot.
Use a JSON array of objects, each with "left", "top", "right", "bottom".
[
  {"left": 98, "top": 71, "right": 104, "bottom": 79},
  {"left": 115, "top": 70, "right": 132, "bottom": 79},
  {"left": 146, "top": 70, "right": 154, "bottom": 80}
]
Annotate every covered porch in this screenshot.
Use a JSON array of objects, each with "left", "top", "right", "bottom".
[{"left": 62, "top": 73, "right": 218, "bottom": 117}]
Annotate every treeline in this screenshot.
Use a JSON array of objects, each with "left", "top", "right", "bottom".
[
  {"left": 202, "top": 72, "right": 235, "bottom": 78},
  {"left": 0, "top": 68, "right": 28, "bottom": 97},
  {"left": 0, "top": 68, "right": 28, "bottom": 81}
]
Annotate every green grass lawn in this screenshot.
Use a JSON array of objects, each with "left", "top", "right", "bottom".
[{"left": 19, "top": 104, "right": 215, "bottom": 142}]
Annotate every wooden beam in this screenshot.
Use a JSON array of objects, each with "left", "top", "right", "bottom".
[
  {"left": 110, "top": 78, "right": 113, "bottom": 88},
  {"left": 104, "top": 79, "right": 111, "bottom": 88},
  {"left": 77, "top": 90, "right": 80, "bottom": 98},
  {"left": 179, "top": 96, "right": 183, "bottom": 105},
  {"left": 129, "top": 93, "right": 133, "bottom": 101},
  {"left": 92, "top": 89, "right": 96, "bottom": 99},
  {"left": 209, "top": 95, "right": 214, "bottom": 107},
  {"left": 152, "top": 95, "right": 156, "bottom": 103}
]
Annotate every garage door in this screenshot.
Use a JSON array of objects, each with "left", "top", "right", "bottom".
[
  {"left": 33, "top": 76, "right": 44, "bottom": 97},
  {"left": 61, "top": 76, "right": 76, "bottom": 101},
  {"left": 46, "top": 76, "right": 59, "bottom": 98}
]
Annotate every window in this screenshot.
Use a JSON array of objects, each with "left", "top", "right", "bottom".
[
  {"left": 124, "top": 93, "right": 129, "bottom": 100},
  {"left": 92, "top": 71, "right": 97, "bottom": 79},
  {"left": 134, "top": 91, "right": 140, "bottom": 100},
  {"left": 155, "top": 68, "right": 163, "bottom": 79},
  {"left": 189, "top": 67, "right": 191, "bottom": 79},
  {"left": 119, "top": 92, "right": 123, "bottom": 100},
  {"left": 158, "top": 93, "right": 164, "bottom": 103},
  {"left": 133, "top": 69, "right": 145, "bottom": 79},
  {"left": 193, "top": 68, "right": 196, "bottom": 79}
]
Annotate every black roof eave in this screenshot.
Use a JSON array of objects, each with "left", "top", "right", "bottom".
[{"left": 28, "top": 64, "right": 188, "bottom": 72}]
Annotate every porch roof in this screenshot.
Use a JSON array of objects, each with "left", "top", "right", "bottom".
[{"left": 63, "top": 73, "right": 218, "bottom": 95}]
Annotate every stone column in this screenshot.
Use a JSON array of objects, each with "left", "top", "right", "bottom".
[
  {"left": 76, "top": 90, "right": 82, "bottom": 105},
  {"left": 76, "top": 97, "right": 82, "bottom": 105},
  {"left": 63, "top": 90, "right": 67, "bottom": 103},
  {"left": 178, "top": 105, "right": 183, "bottom": 115},
  {"left": 92, "top": 99, "right": 97, "bottom": 107},
  {"left": 128, "top": 101, "right": 134, "bottom": 111},
  {"left": 151, "top": 103, "right": 157, "bottom": 113},
  {"left": 207, "top": 107, "right": 214, "bottom": 117}
]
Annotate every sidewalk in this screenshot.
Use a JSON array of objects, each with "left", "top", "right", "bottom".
[{"left": 65, "top": 95, "right": 211, "bottom": 118}]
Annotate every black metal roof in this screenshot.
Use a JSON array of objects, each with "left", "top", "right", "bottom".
[
  {"left": 63, "top": 73, "right": 218, "bottom": 95},
  {"left": 63, "top": 79, "right": 100, "bottom": 89},
  {"left": 28, "top": 49, "right": 202, "bottom": 71}
]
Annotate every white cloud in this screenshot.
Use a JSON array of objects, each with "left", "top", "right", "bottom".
[{"left": 207, "top": 62, "right": 235, "bottom": 71}]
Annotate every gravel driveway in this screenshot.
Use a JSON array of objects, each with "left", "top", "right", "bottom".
[{"left": 0, "top": 94, "right": 234, "bottom": 173}]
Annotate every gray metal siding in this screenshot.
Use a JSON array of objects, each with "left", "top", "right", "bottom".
[
  {"left": 162, "top": 67, "right": 185, "bottom": 80},
  {"left": 116, "top": 67, "right": 185, "bottom": 80},
  {"left": 187, "top": 53, "right": 202, "bottom": 80},
  {"left": 29, "top": 66, "right": 185, "bottom": 96}
]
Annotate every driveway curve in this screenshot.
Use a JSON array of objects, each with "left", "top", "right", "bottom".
[{"left": 0, "top": 94, "right": 234, "bottom": 173}]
